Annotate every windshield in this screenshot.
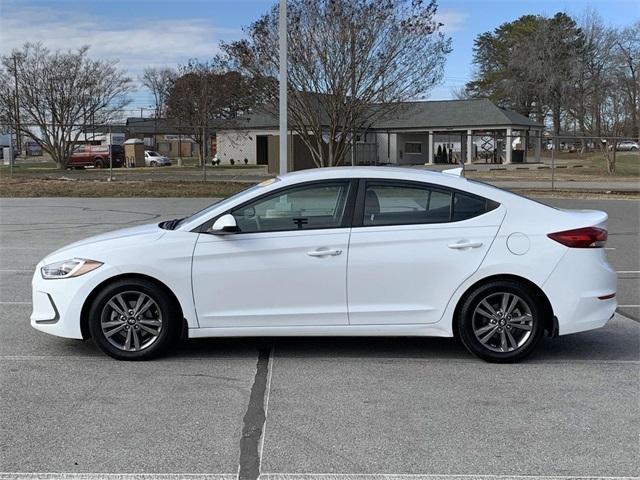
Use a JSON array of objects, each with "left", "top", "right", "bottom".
[
  {"left": 147, "top": 151, "right": 159, "bottom": 156},
  {"left": 176, "top": 178, "right": 279, "bottom": 229}
]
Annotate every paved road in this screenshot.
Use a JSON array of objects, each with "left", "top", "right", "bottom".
[{"left": 0, "top": 197, "right": 638, "bottom": 479}]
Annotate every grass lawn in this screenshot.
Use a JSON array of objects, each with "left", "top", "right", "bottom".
[
  {"left": 581, "top": 152, "right": 640, "bottom": 177},
  {"left": 0, "top": 158, "right": 266, "bottom": 175},
  {"left": 1, "top": 152, "right": 637, "bottom": 198},
  {"left": 0, "top": 177, "right": 250, "bottom": 197}
]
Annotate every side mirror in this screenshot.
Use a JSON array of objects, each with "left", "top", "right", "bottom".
[{"left": 209, "top": 214, "right": 238, "bottom": 234}]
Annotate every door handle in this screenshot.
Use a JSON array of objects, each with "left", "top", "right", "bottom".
[
  {"left": 307, "top": 248, "right": 342, "bottom": 257},
  {"left": 448, "top": 241, "right": 483, "bottom": 250}
]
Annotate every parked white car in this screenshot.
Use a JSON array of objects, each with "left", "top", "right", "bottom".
[
  {"left": 616, "top": 140, "right": 639, "bottom": 152},
  {"left": 144, "top": 150, "right": 171, "bottom": 167},
  {"left": 31, "top": 167, "right": 617, "bottom": 362}
]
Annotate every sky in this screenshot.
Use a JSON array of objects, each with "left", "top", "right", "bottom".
[{"left": 1, "top": 0, "right": 638, "bottom": 117}]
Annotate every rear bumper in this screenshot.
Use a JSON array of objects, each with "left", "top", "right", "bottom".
[{"left": 542, "top": 249, "right": 617, "bottom": 336}]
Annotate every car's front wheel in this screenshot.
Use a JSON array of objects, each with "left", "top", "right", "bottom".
[
  {"left": 457, "top": 280, "right": 545, "bottom": 363},
  {"left": 88, "top": 278, "right": 180, "bottom": 360}
]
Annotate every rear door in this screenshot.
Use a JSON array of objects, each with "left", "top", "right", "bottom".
[{"left": 347, "top": 179, "right": 505, "bottom": 325}]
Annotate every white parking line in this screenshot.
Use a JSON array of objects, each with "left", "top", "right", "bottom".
[
  {"left": 260, "top": 474, "right": 639, "bottom": 480},
  {"left": 0, "top": 474, "right": 236, "bottom": 480},
  {"left": 0, "top": 474, "right": 636, "bottom": 480},
  {"left": 259, "top": 346, "right": 276, "bottom": 471},
  {"left": 619, "top": 305, "right": 640, "bottom": 308}
]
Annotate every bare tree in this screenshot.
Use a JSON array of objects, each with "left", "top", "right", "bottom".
[
  {"left": 613, "top": 22, "right": 640, "bottom": 142},
  {"left": 140, "top": 67, "right": 176, "bottom": 118},
  {"left": 566, "top": 10, "right": 616, "bottom": 138},
  {"left": 166, "top": 58, "right": 266, "bottom": 165},
  {"left": 223, "top": 0, "right": 451, "bottom": 167},
  {"left": 0, "top": 43, "right": 131, "bottom": 168},
  {"left": 450, "top": 86, "right": 472, "bottom": 100}
]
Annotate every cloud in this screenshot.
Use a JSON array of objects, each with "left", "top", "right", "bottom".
[
  {"left": 435, "top": 10, "right": 467, "bottom": 33},
  {"left": 0, "top": 4, "right": 242, "bottom": 78}
]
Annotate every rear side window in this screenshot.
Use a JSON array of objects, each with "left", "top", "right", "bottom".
[
  {"left": 361, "top": 181, "right": 499, "bottom": 226},
  {"left": 363, "top": 184, "right": 451, "bottom": 226},
  {"left": 453, "top": 192, "right": 489, "bottom": 221}
]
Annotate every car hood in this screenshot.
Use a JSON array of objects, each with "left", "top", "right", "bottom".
[{"left": 44, "top": 223, "right": 165, "bottom": 261}]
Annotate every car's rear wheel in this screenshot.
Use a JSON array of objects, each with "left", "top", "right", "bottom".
[
  {"left": 94, "top": 158, "right": 104, "bottom": 168},
  {"left": 457, "top": 280, "right": 545, "bottom": 363},
  {"left": 88, "top": 278, "right": 180, "bottom": 360}
]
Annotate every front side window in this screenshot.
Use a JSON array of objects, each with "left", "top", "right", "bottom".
[
  {"left": 363, "top": 183, "right": 451, "bottom": 226},
  {"left": 231, "top": 181, "right": 351, "bottom": 233}
]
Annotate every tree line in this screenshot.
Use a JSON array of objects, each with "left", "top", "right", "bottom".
[
  {"left": 0, "top": 0, "right": 450, "bottom": 168},
  {"left": 1, "top": 2, "right": 636, "bottom": 170},
  {"left": 461, "top": 11, "right": 639, "bottom": 145}
]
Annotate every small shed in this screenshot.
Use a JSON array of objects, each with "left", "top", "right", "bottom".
[{"left": 123, "top": 138, "right": 145, "bottom": 168}]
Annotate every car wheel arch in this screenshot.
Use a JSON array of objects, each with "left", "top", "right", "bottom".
[
  {"left": 80, "top": 273, "right": 186, "bottom": 340},
  {"left": 451, "top": 273, "right": 554, "bottom": 339}
]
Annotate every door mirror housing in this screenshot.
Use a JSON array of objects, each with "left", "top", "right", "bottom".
[{"left": 209, "top": 214, "right": 239, "bottom": 234}]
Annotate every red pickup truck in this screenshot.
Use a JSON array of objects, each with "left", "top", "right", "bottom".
[{"left": 67, "top": 144, "right": 124, "bottom": 169}]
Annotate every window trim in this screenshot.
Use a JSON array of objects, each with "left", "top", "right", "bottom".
[
  {"left": 352, "top": 179, "right": 498, "bottom": 228},
  {"left": 198, "top": 179, "right": 358, "bottom": 234}
]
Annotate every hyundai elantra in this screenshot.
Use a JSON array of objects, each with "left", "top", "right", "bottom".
[{"left": 31, "top": 167, "right": 617, "bottom": 362}]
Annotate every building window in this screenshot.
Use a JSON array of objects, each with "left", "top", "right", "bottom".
[{"left": 404, "top": 142, "right": 422, "bottom": 154}]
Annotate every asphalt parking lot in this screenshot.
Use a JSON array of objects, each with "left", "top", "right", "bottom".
[{"left": 0, "top": 197, "right": 638, "bottom": 479}]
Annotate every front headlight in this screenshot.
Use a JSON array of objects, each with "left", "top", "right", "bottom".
[{"left": 41, "top": 258, "right": 103, "bottom": 279}]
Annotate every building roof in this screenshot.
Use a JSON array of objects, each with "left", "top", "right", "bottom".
[
  {"left": 88, "top": 118, "right": 218, "bottom": 135},
  {"left": 223, "top": 98, "right": 543, "bottom": 131},
  {"left": 371, "top": 99, "right": 542, "bottom": 130}
]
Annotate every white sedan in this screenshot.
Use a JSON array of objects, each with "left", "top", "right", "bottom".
[
  {"left": 144, "top": 150, "right": 171, "bottom": 167},
  {"left": 31, "top": 167, "right": 617, "bottom": 362}
]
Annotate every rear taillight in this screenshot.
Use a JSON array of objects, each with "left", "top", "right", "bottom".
[{"left": 547, "top": 227, "right": 607, "bottom": 248}]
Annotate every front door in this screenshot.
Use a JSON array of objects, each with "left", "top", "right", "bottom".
[
  {"left": 347, "top": 180, "right": 505, "bottom": 325},
  {"left": 192, "top": 180, "right": 355, "bottom": 328}
]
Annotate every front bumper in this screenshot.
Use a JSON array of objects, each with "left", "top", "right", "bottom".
[{"left": 30, "top": 262, "right": 120, "bottom": 339}]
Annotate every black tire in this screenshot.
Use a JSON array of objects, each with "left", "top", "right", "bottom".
[
  {"left": 94, "top": 158, "right": 104, "bottom": 168},
  {"left": 150, "top": 161, "right": 157, "bottom": 167},
  {"left": 456, "top": 280, "right": 546, "bottom": 363},
  {"left": 88, "top": 278, "right": 181, "bottom": 360}
]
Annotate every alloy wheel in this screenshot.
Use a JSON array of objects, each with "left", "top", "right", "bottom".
[
  {"left": 471, "top": 292, "right": 534, "bottom": 353},
  {"left": 100, "top": 291, "right": 163, "bottom": 352}
]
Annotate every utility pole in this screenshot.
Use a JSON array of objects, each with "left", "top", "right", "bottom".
[
  {"left": 202, "top": 125, "right": 207, "bottom": 182},
  {"left": 350, "top": 23, "right": 356, "bottom": 166},
  {"left": 12, "top": 54, "right": 21, "bottom": 157},
  {"left": 108, "top": 123, "right": 113, "bottom": 182},
  {"left": 278, "top": 0, "right": 288, "bottom": 174}
]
